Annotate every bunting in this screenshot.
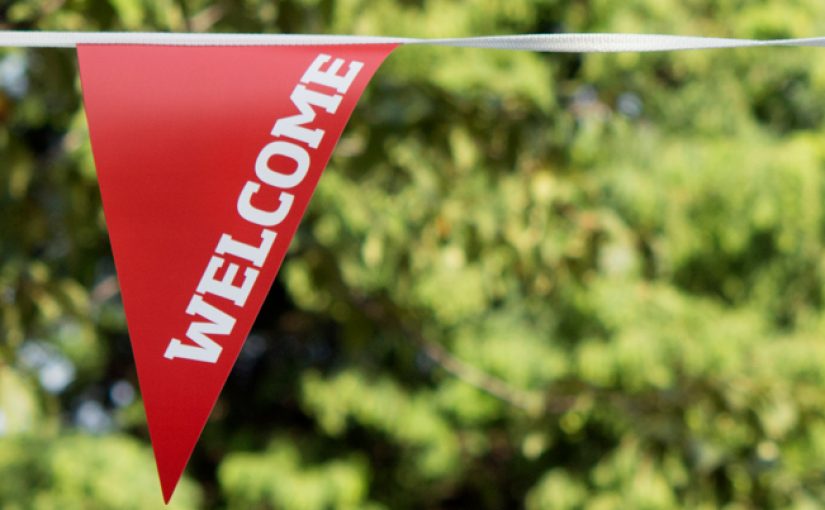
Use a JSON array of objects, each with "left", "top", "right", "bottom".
[{"left": 3, "top": 29, "right": 823, "bottom": 503}]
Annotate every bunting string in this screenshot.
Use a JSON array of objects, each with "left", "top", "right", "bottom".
[{"left": 2, "top": 30, "right": 825, "bottom": 51}]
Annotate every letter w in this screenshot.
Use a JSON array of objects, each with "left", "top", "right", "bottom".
[{"left": 164, "top": 295, "right": 235, "bottom": 363}]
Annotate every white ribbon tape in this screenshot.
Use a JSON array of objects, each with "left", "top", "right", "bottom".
[{"left": 0, "top": 31, "right": 824, "bottom": 52}]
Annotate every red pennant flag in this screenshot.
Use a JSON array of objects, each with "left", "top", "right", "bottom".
[{"left": 78, "top": 43, "right": 396, "bottom": 502}]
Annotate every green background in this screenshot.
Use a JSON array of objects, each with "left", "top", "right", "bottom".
[{"left": 2, "top": 1, "right": 825, "bottom": 508}]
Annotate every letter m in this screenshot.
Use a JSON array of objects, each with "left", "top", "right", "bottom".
[
  {"left": 163, "top": 295, "right": 235, "bottom": 363},
  {"left": 270, "top": 84, "right": 341, "bottom": 149}
]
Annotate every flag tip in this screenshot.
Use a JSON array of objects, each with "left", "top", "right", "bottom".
[
  {"left": 156, "top": 445, "right": 188, "bottom": 506},
  {"left": 160, "top": 475, "right": 179, "bottom": 505}
]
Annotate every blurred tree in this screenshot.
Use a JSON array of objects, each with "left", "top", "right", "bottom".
[{"left": 1, "top": 1, "right": 825, "bottom": 509}]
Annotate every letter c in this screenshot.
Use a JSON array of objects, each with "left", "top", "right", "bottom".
[{"left": 237, "top": 181, "right": 294, "bottom": 227}]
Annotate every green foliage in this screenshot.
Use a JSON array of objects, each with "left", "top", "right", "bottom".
[
  {"left": 219, "top": 442, "right": 375, "bottom": 510},
  {"left": 2, "top": 0, "right": 825, "bottom": 508},
  {"left": 0, "top": 435, "right": 201, "bottom": 509}
]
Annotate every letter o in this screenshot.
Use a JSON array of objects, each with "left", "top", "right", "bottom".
[{"left": 255, "top": 141, "right": 309, "bottom": 189}]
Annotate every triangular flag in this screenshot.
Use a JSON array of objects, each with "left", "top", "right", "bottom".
[{"left": 78, "top": 43, "right": 396, "bottom": 503}]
